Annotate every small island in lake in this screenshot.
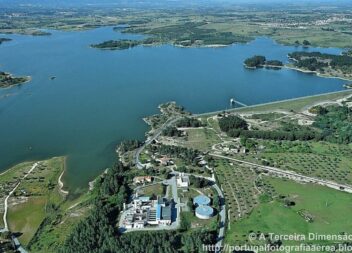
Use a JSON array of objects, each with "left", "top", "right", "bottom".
[
  {"left": 0, "top": 37, "right": 12, "bottom": 45},
  {"left": 244, "top": 55, "right": 283, "bottom": 69},
  {"left": 91, "top": 39, "right": 141, "bottom": 50},
  {"left": 0, "top": 71, "right": 31, "bottom": 88}
]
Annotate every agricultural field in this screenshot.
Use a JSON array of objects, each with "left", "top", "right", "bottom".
[
  {"left": 226, "top": 177, "right": 352, "bottom": 248},
  {"left": 225, "top": 140, "right": 352, "bottom": 186},
  {"left": 215, "top": 159, "right": 260, "bottom": 221}
]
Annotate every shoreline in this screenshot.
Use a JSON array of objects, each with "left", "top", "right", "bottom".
[
  {"left": 284, "top": 65, "right": 352, "bottom": 82},
  {"left": 58, "top": 158, "right": 69, "bottom": 195},
  {"left": 244, "top": 62, "right": 352, "bottom": 82}
]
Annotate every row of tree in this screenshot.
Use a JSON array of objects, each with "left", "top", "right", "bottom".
[{"left": 176, "top": 117, "right": 204, "bottom": 128}]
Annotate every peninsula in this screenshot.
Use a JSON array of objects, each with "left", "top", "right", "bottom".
[
  {"left": 244, "top": 52, "right": 352, "bottom": 81},
  {"left": 288, "top": 51, "right": 352, "bottom": 80},
  {"left": 0, "top": 71, "right": 31, "bottom": 88}
]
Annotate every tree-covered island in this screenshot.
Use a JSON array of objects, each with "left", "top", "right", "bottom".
[
  {"left": 244, "top": 55, "right": 283, "bottom": 69},
  {"left": 91, "top": 39, "right": 141, "bottom": 50},
  {"left": 0, "top": 71, "right": 31, "bottom": 88}
]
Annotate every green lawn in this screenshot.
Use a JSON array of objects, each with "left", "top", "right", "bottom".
[{"left": 183, "top": 128, "right": 221, "bottom": 151}]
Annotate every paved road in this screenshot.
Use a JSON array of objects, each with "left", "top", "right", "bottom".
[
  {"left": 212, "top": 183, "right": 226, "bottom": 253},
  {"left": 134, "top": 116, "right": 182, "bottom": 169},
  {"left": 171, "top": 171, "right": 225, "bottom": 252},
  {"left": 210, "top": 154, "right": 352, "bottom": 193}
]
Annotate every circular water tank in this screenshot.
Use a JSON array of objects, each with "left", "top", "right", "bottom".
[
  {"left": 193, "top": 195, "right": 211, "bottom": 206},
  {"left": 195, "top": 205, "right": 214, "bottom": 219}
]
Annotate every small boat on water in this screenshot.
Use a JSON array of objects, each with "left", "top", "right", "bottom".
[{"left": 343, "top": 84, "right": 352, "bottom": 89}]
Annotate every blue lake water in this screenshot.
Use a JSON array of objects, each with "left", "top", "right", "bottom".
[{"left": 0, "top": 27, "right": 346, "bottom": 192}]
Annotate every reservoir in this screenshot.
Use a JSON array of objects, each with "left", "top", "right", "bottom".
[{"left": 0, "top": 26, "right": 345, "bottom": 192}]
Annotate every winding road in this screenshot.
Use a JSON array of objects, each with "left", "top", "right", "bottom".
[{"left": 134, "top": 116, "right": 182, "bottom": 169}]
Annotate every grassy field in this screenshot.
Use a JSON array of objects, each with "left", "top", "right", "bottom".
[
  {"left": 226, "top": 177, "right": 352, "bottom": 247},
  {"left": 139, "top": 183, "right": 165, "bottom": 197},
  {"left": 181, "top": 128, "right": 221, "bottom": 151},
  {"left": 6, "top": 157, "right": 66, "bottom": 246},
  {"left": 27, "top": 193, "right": 92, "bottom": 253}
]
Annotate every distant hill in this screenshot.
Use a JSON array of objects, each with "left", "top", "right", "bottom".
[{"left": 1, "top": 0, "right": 352, "bottom": 7}]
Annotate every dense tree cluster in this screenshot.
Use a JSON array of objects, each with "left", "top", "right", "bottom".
[
  {"left": 61, "top": 162, "right": 131, "bottom": 253},
  {"left": 162, "top": 126, "right": 183, "bottom": 137},
  {"left": 189, "top": 175, "right": 211, "bottom": 188},
  {"left": 265, "top": 60, "right": 283, "bottom": 67},
  {"left": 228, "top": 128, "right": 320, "bottom": 141},
  {"left": 176, "top": 117, "right": 203, "bottom": 128},
  {"left": 244, "top": 56, "right": 283, "bottom": 68},
  {"left": 152, "top": 144, "right": 200, "bottom": 164},
  {"left": 119, "top": 140, "right": 142, "bottom": 153},
  {"left": 91, "top": 39, "right": 140, "bottom": 50},
  {"left": 244, "top": 55, "right": 266, "bottom": 68},
  {"left": 289, "top": 51, "right": 352, "bottom": 72},
  {"left": 302, "top": 40, "right": 311, "bottom": 46},
  {"left": 313, "top": 105, "right": 352, "bottom": 144},
  {"left": 218, "top": 115, "right": 248, "bottom": 132}
]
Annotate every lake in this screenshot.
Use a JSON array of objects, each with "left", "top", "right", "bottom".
[{"left": 0, "top": 26, "right": 346, "bottom": 193}]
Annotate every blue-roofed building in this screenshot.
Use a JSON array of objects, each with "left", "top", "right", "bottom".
[{"left": 156, "top": 204, "right": 161, "bottom": 221}]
